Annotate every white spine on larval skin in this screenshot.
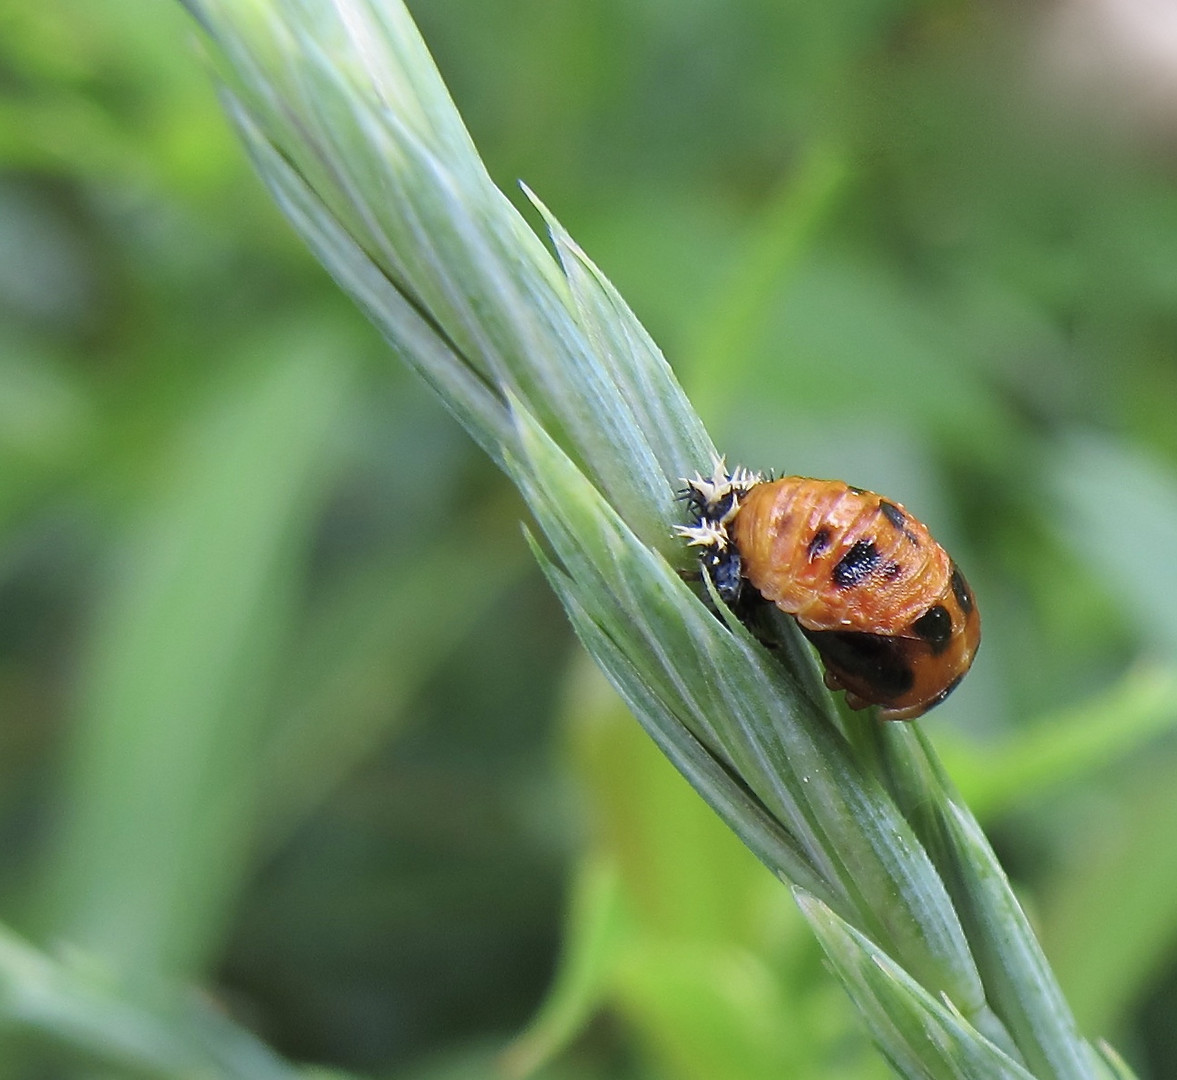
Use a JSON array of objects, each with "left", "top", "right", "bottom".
[{"left": 674, "top": 459, "right": 763, "bottom": 552}]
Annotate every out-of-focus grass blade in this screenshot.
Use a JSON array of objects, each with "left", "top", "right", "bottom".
[
  {"left": 499, "top": 855, "right": 626, "bottom": 1080},
  {"left": 0, "top": 920, "right": 306, "bottom": 1080},
  {"left": 1039, "top": 431, "right": 1177, "bottom": 1045},
  {"left": 1094, "top": 1039, "right": 1142, "bottom": 1080},
  {"left": 0, "top": 341, "right": 93, "bottom": 473},
  {"left": 683, "top": 143, "right": 849, "bottom": 418},
  {"left": 935, "top": 664, "right": 1177, "bottom": 818},
  {"left": 614, "top": 938, "right": 799, "bottom": 1080},
  {"left": 46, "top": 334, "right": 353, "bottom": 980},
  {"left": 1048, "top": 431, "right": 1177, "bottom": 659},
  {"left": 0, "top": 336, "right": 97, "bottom": 542},
  {"left": 257, "top": 518, "right": 526, "bottom": 850},
  {"left": 1042, "top": 750, "right": 1177, "bottom": 1037},
  {"left": 507, "top": 404, "right": 988, "bottom": 1019},
  {"left": 793, "top": 889, "right": 1038, "bottom": 1080}
]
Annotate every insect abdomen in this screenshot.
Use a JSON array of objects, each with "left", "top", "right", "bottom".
[{"left": 731, "top": 478, "right": 948, "bottom": 635}]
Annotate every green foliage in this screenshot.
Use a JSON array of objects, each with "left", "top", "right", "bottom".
[
  {"left": 49, "top": 338, "right": 354, "bottom": 979},
  {"left": 5, "top": 1, "right": 1177, "bottom": 1079}
]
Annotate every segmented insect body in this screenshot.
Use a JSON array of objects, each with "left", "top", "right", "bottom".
[{"left": 678, "top": 468, "right": 980, "bottom": 721}]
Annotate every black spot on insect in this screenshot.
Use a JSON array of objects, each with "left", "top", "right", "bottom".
[
  {"left": 950, "top": 564, "right": 973, "bottom": 616},
  {"left": 801, "top": 628, "right": 915, "bottom": 698},
  {"left": 879, "top": 499, "right": 920, "bottom": 546},
  {"left": 911, "top": 604, "right": 953, "bottom": 654},
  {"left": 832, "top": 540, "right": 880, "bottom": 588},
  {"left": 883, "top": 562, "right": 903, "bottom": 581},
  {"left": 807, "top": 527, "right": 831, "bottom": 560},
  {"left": 879, "top": 501, "right": 906, "bottom": 529}
]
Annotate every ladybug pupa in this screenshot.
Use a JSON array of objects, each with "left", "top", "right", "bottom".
[{"left": 677, "top": 465, "right": 980, "bottom": 720}]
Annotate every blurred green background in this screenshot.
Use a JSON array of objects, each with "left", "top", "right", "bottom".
[{"left": 5, "top": 0, "right": 1177, "bottom": 1077}]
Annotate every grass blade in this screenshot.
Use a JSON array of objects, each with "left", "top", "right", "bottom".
[
  {"left": 46, "top": 337, "right": 353, "bottom": 979},
  {"left": 794, "top": 890, "right": 1037, "bottom": 1080}
]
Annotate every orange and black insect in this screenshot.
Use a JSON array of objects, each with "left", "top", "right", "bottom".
[{"left": 677, "top": 466, "right": 979, "bottom": 720}]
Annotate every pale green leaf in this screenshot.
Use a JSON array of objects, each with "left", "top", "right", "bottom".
[{"left": 795, "top": 890, "right": 1038, "bottom": 1080}]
